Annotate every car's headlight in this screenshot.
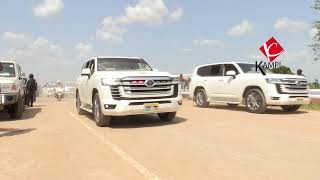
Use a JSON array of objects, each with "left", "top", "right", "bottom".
[
  {"left": 265, "top": 78, "right": 283, "bottom": 84},
  {"left": 0, "top": 83, "right": 18, "bottom": 93},
  {"left": 101, "top": 78, "right": 120, "bottom": 86},
  {"left": 171, "top": 77, "right": 181, "bottom": 84}
]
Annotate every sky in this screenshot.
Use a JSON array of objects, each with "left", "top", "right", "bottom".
[{"left": 0, "top": 0, "right": 319, "bottom": 84}]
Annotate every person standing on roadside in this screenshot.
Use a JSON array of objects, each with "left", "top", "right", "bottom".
[{"left": 26, "top": 74, "right": 37, "bottom": 107}]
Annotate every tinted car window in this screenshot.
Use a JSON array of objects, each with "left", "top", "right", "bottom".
[
  {"left": 210, "top": 65, "right": 223, "bottom": 76},
  {"left": 197, "top": 66, "right": 211, "bottom": 76}
]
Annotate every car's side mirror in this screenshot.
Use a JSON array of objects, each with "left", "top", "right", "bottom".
[
  {"left": 81, "top": 68, "right": 91, "bottom": 76},
  {"left": 226, "top": 70, "right": 237, "bottom": 78}
]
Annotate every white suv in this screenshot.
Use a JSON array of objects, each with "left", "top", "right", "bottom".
[
  {"left": 189, "top": 62, "right": 310, "bottom": 113},
  {"left": 0, "top": 61, "right": 26, "bottom": 119},
  {"left": 76, "top": 57, "right": 182, "bottom": 127}
]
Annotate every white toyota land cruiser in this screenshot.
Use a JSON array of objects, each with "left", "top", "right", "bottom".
[
  {"left": 0, "top": 61, "right": 26, "bottom": 119},
  {"left": 76, "top": 57, "right": 182, "bottom": 127},
  {"left": 189, "top": 62, "right": 310, "bottom": 113}
]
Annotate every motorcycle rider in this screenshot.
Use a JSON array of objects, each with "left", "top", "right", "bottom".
[
  {"left": 26, "top": 74, "right": 37, "bottom": 107},
  {"left": 54, "top": 81, "right": 65, "bottom": 100}
]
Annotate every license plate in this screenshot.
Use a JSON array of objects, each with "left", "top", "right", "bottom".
[
  {"left": 144, "top": 103, "right": 159, "bottom": 112},
  {"left": 297, "top": 97, "right": 304, "bottom": 102}
]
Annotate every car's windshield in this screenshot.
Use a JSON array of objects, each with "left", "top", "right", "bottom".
[
  {"left": 0, "top": 62, "right": 16, "bottom": 77},
  {"left": 97, "top": 58, "right": 152, "bottom": 71},
  {"left": 237, "top": 63, "right": 273, "bottom": 74}
]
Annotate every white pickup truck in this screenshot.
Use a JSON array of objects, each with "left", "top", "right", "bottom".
[
  {"left": 189, "top": 62, "right": 310, "bottom": 113},
  {"left": 76, "top": 57, "right": 182, "bottom": 127},
  {"left": 0, "top": 61, "right": 26, "bottom": 119}
]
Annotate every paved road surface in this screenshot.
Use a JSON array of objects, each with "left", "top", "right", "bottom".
[{"left": 1, "top": 97, "right": 320, "bottom": 180}]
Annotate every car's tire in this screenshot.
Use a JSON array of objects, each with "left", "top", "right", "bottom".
[
  {"left": 245, "top": 89, "right": 267, "bottom": 113},
  {"left": 93, "top": 93, "right": 111, "bottom": 127},
  {"left": 76, "top": 92, "right": 86, "bottom": 115},
  {"left": 8, "top": 95, "right": 24, "bottom": 119},
  {"left": 281, "top": 105, "right": 301, "bottom": 112},
  {"left": 158, "top": 112, "right": 176, "bottom": 121},
  {"left": 227, "top": 103, "right": 239, "bottom": 108},
  {"left": 195, "top": 89, "right": 209, "bottom": 108}
]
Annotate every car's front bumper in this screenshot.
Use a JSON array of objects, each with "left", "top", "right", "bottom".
[
  {"left": 0, "top": 93, "right": 19, "bottom": 105},
  {"left": 100, "top": 97, "right": 182, "bottom": 116}
]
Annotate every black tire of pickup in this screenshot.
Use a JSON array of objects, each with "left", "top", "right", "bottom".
[
  {"left": 8, "top": 95, "right": 24, "bottom": 119},
  {"left": 93, "top": 93, "right": 111, "bottom": 127},
  {"left": 158, "top": 112, "right": 176, "bottom": 121}
]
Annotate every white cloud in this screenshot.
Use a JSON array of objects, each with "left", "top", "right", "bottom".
[
  {"left": 33, "top": 0, "right": 64, "bottom": 17},
  {"left": 169, "top": 8, "right": 184, "bottom": 22},
  {"left": 96, "top": 0, "right": 183, "bottom": 42},
  {"left": 75, "top": 42, "right": 93, "bottom": 59},
  {"left": 274, "top": 17, "right": 307, "bottom": 32},
  {"left": 183, "top": 48, "right": 192, "bottom": 52},
  {"left": 228, "top": 20, "right": 254, "bottom": 36},
  {"left": 193, "top": 39, "right": 225, "bottom": 48},
  {"left": 3, "top": 33, "right": 64, "bottom": 62},
  {"left": 2, "top": 32, "right": 25, "bottom": 41}
]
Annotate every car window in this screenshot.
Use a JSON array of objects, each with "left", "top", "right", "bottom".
[
  {"left": 223, "top": 64, "right": 239, "bottom": 75},
  {"left": 210, "top": 65, "right": 223, "bottom": 76},
  {"left": 197, "top": 66, "right": 211, "bottom": 76}
]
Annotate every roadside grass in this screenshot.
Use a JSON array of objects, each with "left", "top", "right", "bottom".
[{"left": 302, "top": 104, "right": 320, "bottom": 110}]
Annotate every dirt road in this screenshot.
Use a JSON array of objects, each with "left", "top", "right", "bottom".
[{"left": 1, "top": 97, "right": 320, "bottom": 180}]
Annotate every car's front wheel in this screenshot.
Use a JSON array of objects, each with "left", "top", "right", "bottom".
[
  {"left": 8, "top": 95, "right": 24, "bottom": 119},
  {"left": 281, "top": 105, "right": 301, "bottom": 112},
  {"left": 245, "top": 89, "right": 267, "bottom": 113},
  {"left": 93, "top": 93, "right": 111, "bottom": 127},
  {"left": 76, "top": 92, "right": 86, "bottom": 115},
  {"left": 195, "top": 89, "right": 209, "bottom": 108},
  {"left": 158, "top": 112, "right": 176, "bottom": 121}
]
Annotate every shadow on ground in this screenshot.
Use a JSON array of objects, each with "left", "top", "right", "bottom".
[
  {"left": 204, "top": 105, "right": 308, "bottom": 115},
  {"left": 0, "top": 106, "right": 42, "bottom": 121},
  {"left": 0, "top": 128, "right": 36, "bottom": 138},
  {"left": 85, "top": 113, "right": 187, "bottom": 129}
]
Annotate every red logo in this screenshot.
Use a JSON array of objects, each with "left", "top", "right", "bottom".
[{"left": 259, "top": 37, "right": 284, "bottom": 62}]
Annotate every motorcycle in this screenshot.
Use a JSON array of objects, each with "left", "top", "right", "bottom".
[{"left": 54, "top": 87, "right": 65, "bottom": 101}]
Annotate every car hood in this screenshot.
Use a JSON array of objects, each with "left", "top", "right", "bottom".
[
  {"left": 95, "top": 71, "right": 173, "bottom": 79},
  {"left": 263, "top": 74, "right": 306, "bottom": 79},
  {"left": 243, "top": 73, "right": 306, "bottom": 80}
]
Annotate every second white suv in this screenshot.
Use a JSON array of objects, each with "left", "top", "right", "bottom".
[
  {"left": 76, "top": 57, "right": 182, "bottom": 127},
  {"left": 189, "top": 62, "right": 310, "bottom": 113}
]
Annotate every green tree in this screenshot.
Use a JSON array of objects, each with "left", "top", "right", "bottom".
[
  {"left": 311, "top": 0, "right": 320, "bottom": 61},
  {"left": 271, "top": 66, "right": 293, "bottom": 74}
]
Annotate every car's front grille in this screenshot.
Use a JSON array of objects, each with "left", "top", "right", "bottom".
[
  {"left": 110, "top": 76, "right": 179, "bottom": 100},
  {"left": 276, "top": 78, "right": 308, "bottom": 94},
  {"left": 110, "top": 86, "right": 121, "bottom": 100}
]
